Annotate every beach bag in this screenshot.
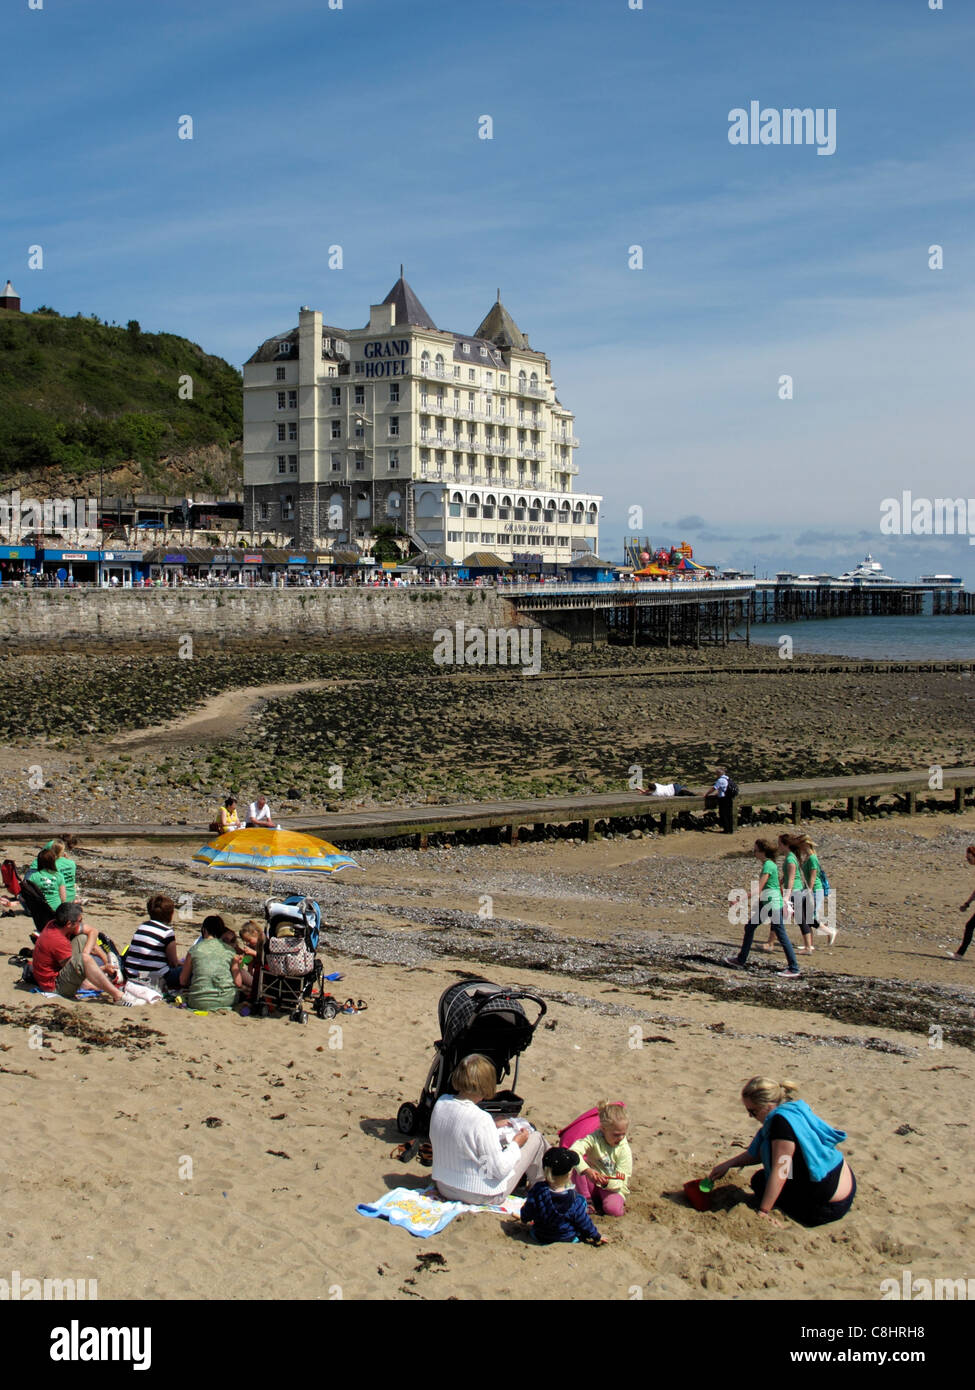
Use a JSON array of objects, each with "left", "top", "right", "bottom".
[
  {"left": 1, "top": 859, "right": 22, "bottom": 896},
  {"left": 122, "top": 980, "right": 163, "bottom": 1005},
  {"left": 264, "top": 935, "right": 315, "bottom": 978}
]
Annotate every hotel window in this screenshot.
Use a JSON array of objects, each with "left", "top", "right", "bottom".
[
  {"left": 462, "top": 343, "right": 470, "bottom": 354},
  {"left": 480, "top": 347, "right": 488, "bottom": 358},
  {"left": 544, "top": 508, "right": 556, "bottom": 523},
  {"left": 389, "top": 382, "right": 400, "bottom": 402},
  {"left": 389, "top": 451, "right": 399, "bottom": 470},
  {"left": 277, "top": 392, "right": 286, "bottom": 409},
  {"left": 354, "top": 422, "right": 365, "bottom": 440},
  {"left": 486, "top": 371, "right": 493, "bottom": 385},
  {"left": 453, "top": 366, "right": 461, "bottom": 378},
  {"left": 466, "top": 505, "right": 478, "bottom": 518},
  {"left": 331, "top": 420, "right": 342, "bottom": 439},
  {"left": 288, "top": 390, "right": 297, "bottom": 408},
  {"left": 500, "top": 374, "right": 506, "bottom": 387},
  {"left": 389, "top": 416, "right": 399, "bottom": 437},
  {"left": 482, "top": 505, "right": 495, "bottom": 519},
  {"left": 276, "top": 367, "right": 286, "bottom": 381},
  {"left": 420, "top": 390, "right": 429, "bottom": 407},
  {"left": 514, "top": 506, "right": 526, "bottom": 521},
  {"left": 288, "top": 422, "right": 298, "bottom": 441},
  {"left": 518, "top": 371, "right": 527, "bottom": 392},
  {"left": 355, "top": 453, "right": 365, "bottom": 472},
  {"left": 557, "top": 534, "right": 569, "bottom": 546},
  {"left": 277, "top": 455, "right": 287, "bottom": 474},
  {"left": 448, "top": 530, "right": 462, "bottom": 542},
  {"left": 528, "top": 508, "right": 541, "bottom": 522},
  {"left": 354, "top": 385, "right": 365, "bottom": 406},
  {"left": 435, "top": 353, "right": 445, "bottom": 376},
  {"left": 331, "top": 386, "right": 341, "bottom": 406},
  {"left": 281, "top": 495, "right": 294, "bottom": 521},
  {"left": 482, "top": 533, "right": 496, "bottom": 544},
  {"left": 449, "top": 502, "right": 462, "bottom": 517},
  {"left": 288, "top": 455, "right": 298, "bottom": 473},
  {"left": 468, "top": 368, "right": 476, "bottom": 381},
  {"left": 331, "top": 454, "right": 342, "bottom": 472},
  {"left": 259, "top": 502, "right": 270, "bottom": 521},
  {"left": 436, "top": 390, "right": 445, "bottom": 408},
  {"left": 498, "top": 506, "right": 510, "bottom": 520},
  {"left": 420, "top": 449, "right": 429, "bottom": 466},
  {"left": 277, "top": 424, "right": 286, "bottom": 442}
]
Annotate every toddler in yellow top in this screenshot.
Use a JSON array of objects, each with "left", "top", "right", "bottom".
[{"left": 569, "top": 1101, "right": 632, "bottom": 1217}]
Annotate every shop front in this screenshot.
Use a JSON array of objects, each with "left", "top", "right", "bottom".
[
  {"left": 99, "top": 549, "right": 146, "bottom": 587},
  {"left": 0, "top": 545, "right": 36, "bottom": 584},
  {"left": 41, "top": 548, "right": 101, "bottom": 584}
]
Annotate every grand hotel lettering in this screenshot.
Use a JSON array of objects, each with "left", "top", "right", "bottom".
[{"left": 357, "top": 340, "right": 411, "bottom": 377}]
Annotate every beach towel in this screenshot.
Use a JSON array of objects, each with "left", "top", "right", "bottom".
[{"left": 357, "top": 1186, "right": 523, "bottom": 1238}]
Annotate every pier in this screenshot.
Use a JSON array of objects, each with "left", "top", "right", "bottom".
[{"left": 505, "top": 576, "right": 973, "bottom": 648}]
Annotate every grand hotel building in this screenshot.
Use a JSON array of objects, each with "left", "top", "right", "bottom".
[{"left": 242, "top": 275, "right": 600, "bottom": 565}]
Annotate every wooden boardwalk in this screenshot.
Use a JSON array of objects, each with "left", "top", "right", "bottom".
[{"left": 2, "top": 767, "right": 973, "bottom": 849}]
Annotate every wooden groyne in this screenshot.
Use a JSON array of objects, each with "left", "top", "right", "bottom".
[{"left": 3, "top": 767, "right": 973, "bottom": 849}]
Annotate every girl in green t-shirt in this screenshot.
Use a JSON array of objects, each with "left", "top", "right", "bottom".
[
  {"left": 724, "top": 840, "right": 801, "bottom": 976},
  {"left": 763, "top": 834, "right": 804, "bottom": 954},
  {"left": 795, "top": 834, "right": 836, "bottom": 949}
]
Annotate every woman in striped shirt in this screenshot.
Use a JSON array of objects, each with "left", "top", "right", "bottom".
[{"left": 124, "top": 893, "right": 183, "bottom": 987}]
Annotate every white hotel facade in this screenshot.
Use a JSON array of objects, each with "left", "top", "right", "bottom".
[{"left": 243, "top": 275, "right": 600, "bottom": 565}]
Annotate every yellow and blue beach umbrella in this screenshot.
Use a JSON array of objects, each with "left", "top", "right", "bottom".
[{"left": 192, "top": 826, "right": 359, "bottom": 876}]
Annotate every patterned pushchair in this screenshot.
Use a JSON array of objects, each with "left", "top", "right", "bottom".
[
  {"left": 249, "top": 895, "right": 339, "bottom": 1023},
  {"left": 396, "top": 978, "right": 547, "bottom": 1136}
]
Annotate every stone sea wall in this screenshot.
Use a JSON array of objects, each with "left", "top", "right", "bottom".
[{"left": 0, "top": 586, "right": 516, "bottom": 647}]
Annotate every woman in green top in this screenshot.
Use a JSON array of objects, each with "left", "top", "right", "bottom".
[
  {"left": 795, "top": 834, "right": 836, "bottom": 949},
  {"left": 179, "top": 915, "right": 245, "bottom": 1011},
  {"left": 724, "top": 840, "right": 801, "bottom": 976},
  {"left": 762, "top": 834, "right": 805, "bottom": 954},
  {"left": 27, "top": 847, "right": 67, "bottom": 914},
  {"left": 29, "top": 837, "right": 78, "bottom": 903}
]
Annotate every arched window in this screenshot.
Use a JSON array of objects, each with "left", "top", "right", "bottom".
[
  {"left": 434, "top": 352, "right": 445, "bottom": 376},
  {"left": 518, "top": 370, "right": 527, "bottom": 392},
  {"left": 386, "top": 491, "right": 401, "bottom": 517},
  {"left": 529, "top": 372, "right": 539, "bottom": 390}
]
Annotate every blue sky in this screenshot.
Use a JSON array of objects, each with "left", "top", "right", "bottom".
[{"left": 4, "top": 0, "right": 975, "bottom": 579}]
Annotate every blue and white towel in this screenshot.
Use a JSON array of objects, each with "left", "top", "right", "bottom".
[{"left": 357, "top": 1186, "right": 523, "bottom": 1237}]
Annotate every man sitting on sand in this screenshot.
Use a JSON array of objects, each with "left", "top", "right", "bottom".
[
  {"left": 31, "top": 903, "right": 129, "bottom": 1004},
  {"left": 246, "top": 794, "right": 274, "bottom": 827}
]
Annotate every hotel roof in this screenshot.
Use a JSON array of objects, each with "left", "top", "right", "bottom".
[
  {"left": 380, "top": 273, "right": 438, "bottom": 330},
  {"left": 474, "top": 295, "right": 530, "bottom": 351}
]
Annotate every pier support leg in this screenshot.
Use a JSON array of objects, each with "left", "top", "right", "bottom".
[
  {"left": 661, "top": 809, "right": 672, "bottom": 836},
  {"left": 591, "top": 609, "right": 596, "bottom": 651},
  {"left": 584, "top": 817, "right": 596, "bottom": 842},
  {"left": 847, "top": 797, "right": 860, "bottom": 822},
  {"left": 508, "top": 823, "right": 520, "bottom": 845},
  {"left": 955, "top": 787, "right": 966, "bottom": 813},
  {"left": 419, "top": 833, "right": 429, "bottom": 851},
  {"left": 792, "top": 799, "right": 802, "bottom": 825},
  {"left": 907, "top": 791, "right": 917, "bottom": 815}
]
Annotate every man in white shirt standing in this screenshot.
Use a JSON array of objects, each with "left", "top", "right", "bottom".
[
  {"left": 246, "top": 794, "right": 274, "bottom": 827},
  {"left": 709, "top": 767, "right": 734, "bottom": 834}
]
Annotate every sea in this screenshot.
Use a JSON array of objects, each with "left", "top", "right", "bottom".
[{"left": 749, "top": 614, "right": 975, "bottom": 661}]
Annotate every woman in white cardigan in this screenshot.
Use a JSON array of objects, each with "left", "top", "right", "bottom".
[{"left": 430, "top": 1054, "right": 548, "bottom": 1205}]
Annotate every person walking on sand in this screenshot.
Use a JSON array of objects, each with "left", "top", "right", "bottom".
[
  {"left": 795, "top": 833, "right": 836, "bottom": 950},
  {"left": 761, "top": 833, "right": 803, "bottom": 954},
  {"left": 724, "top": 839, "right": 801, "bottom": 978},
  {"left": 949, "top": 845, "right": 975, "bottom": 959}
]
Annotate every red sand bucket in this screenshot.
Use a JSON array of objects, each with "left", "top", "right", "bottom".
[{"left": 683, "top": 1178, "right": 714, "bottom": 1211}]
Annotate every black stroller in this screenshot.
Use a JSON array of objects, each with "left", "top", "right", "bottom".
[
  {"left": 249, "top": 895, "right": 339, "bottom": 1024},
  {"left": 396, "top": 979, "right": 547, "bottom": 1137}
]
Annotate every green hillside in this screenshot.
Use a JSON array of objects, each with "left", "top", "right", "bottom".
[{"left": 0, "top": 306, "right": 242, "bottom": 490}]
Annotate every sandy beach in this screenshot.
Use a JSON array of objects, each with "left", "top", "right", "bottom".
[{"left": 3, "top": 807, "right": 973, "bottom": 1302}]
